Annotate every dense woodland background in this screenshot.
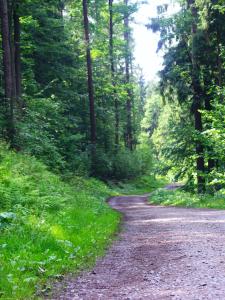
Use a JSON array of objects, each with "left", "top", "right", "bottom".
[
  {"left": 0, "top": 0, "right": 151, "bottom": 181},
  {"left": 1, "top": 0, "right": 225, "bottom": 193}
]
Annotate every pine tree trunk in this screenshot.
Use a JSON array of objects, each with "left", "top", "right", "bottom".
[
  {"left": 216, "top": 29, "right": 222, "bottom": 87},
  {"left": 189, "top": 0, "right": 205, "bottom": 193},
  {"left": 0, "top": 0, "right": 15, "bottom": 144},
  {"left": 109, "top": 0, "right": 119, "bottom": 148},
  {"left": 13, "top": 8, "right": 22, "bottom": 108},
  {"left": 205, "top": 95, "right": 215, "bottom": 173},
  {"left": 203, "top": 70, "right": 215, "bottom": 175},
  {"left": 82, "top": 0, "right": 97, "bottom": 172},
  {"left": 124, "top": 0, "right": 133, "bottom": 151}
]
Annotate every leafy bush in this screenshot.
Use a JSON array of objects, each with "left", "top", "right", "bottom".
[
  {"left": 112, "top": 147, "right": 152, "bottom": 180},
  {"left": 17, "top": 97, "right": 66, "bottom": 171},
  {"left": 202, "top": 91, "right": 225, "bottom": 189},
  {"left": 17, "top": 97, "right": 89, "bottom": 175},
  {"left": 111, "top": 149, "right": 142, "bottom": 179},
  {"left": 0, "top": 212, "right": 16, "bottom": 229},
  {"left": 92, "top": 147, "right": 153, "bottom": 180}
]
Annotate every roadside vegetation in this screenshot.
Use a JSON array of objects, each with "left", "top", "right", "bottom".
[
  {"left": 0, "top": 144, "right": 120, "bottom": 299},
  {"left": 110, "top": 175, "right": 167, "bottom": 195},
  {"left": 150, "top": 188, "right": 225, "bottom": 210}
]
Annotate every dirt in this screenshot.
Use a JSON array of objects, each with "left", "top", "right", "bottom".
[{"left": 50, "top": 186, "right": 225, "bottom": 299}]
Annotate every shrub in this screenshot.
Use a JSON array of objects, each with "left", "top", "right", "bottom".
[{"left": 111, "top": 147, "right": 152, "bottom": 180}]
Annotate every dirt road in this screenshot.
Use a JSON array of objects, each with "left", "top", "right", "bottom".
[{"left": 52, "top": 189, "right": 225, "bottom": 299}]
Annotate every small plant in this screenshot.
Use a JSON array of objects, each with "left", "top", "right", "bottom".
[{"left": 0, "top": 212, "right": 16, "bottom": 229}]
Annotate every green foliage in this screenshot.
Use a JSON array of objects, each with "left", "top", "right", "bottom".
[
  {"left": 0, "top": 0, "right": 149, "bottom": 180},
  {"left": 142, "top": 90, "right": 196, "bottom": 182},
  {"left": 17, "top": 97, "right": 66, "bottom": 171},
  {"left": 111, "top": 147, "right": 152, "bottom": 180},
  {"left": 201, "top": 88, "right": 225, "bottom": 187},
  {"left": 0, "top": 212, "right": 17, "bottom": 229},
  {"left": 145, "top": 0, "right": 225, "bottom": 193},
  {"left": 0, "top": 143, "right": 120, "bottom": 299},
  {"left": 150, "top": 188, "right": 225, "bottom": 210},
  {"left": 110, "top": 149, "right": 141, "bottom": 180},
  {"left": 110, "top": 174, "right": 167, "bottom": 195},
  {"left": 92, "top": 146, "right": 153, "bottom": 180}
]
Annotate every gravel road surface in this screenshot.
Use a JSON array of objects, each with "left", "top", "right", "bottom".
[{"left": 51, "top": 188, "right": 225, "bottom": 300}]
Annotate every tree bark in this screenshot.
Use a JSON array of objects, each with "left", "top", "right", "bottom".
[
  {"left": 109, "top": 0, "right": 119, "bottom": 148},
  {"left": 203, "top": 69, "right": 215, "bottom": 174},
  {"left": 216, "top": 29, "right": 222, "bottom": 87},
  {"left": 13, "top": 7, "right": 22, "bottom": 108},
  {"left": 124, "top": 0, "right": 133, "bottom": 151},
  {"left": 0, "top": 0, "right": 16, "bottom": 144},
  {"left": 189, "top": 0, "right": 205, "bottom": 193},
  {"left": 82, "top": 0, "right": 97, "bottom": 172}
]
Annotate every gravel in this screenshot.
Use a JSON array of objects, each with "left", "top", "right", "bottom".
[{"left": 50, "top": 188, "right": 225, "bottom": 300}]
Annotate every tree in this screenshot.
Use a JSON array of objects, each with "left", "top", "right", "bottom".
[
  {"left": 13, "top": 1, "right": 22, "bottom": 108},
  {"left": 123, "top": 0, "right": 133, "bottom": 150},
  {"left": 189, "top": 0, "right": 205, "bottom": 193},
  {"left": 0, "top": 0, "right": 16, "bottom": 144},
  {"left": 82, "top": 0, "right": 97, "bottom": 172},
  {"left": 146, "top": 0, "right": 225, "bottom": 193},
  {"left": 109, "top": 0, "right": 119, "bottom": 148}
]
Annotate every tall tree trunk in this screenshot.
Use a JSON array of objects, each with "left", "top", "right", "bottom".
[
  {"left": 203, "top": 69, "right": 215, "bottom": 175},
  {"left": 189, "top": 0, "right": 205, "bottom": 193},
  {"left": 13, "top": 7, "right": 22, "bottom": 109},
  {"left": 82, "top": 0, "right": 97, "bottom": 172},
  {"left": 124, "top": 0, "right": 133, "bottom": 151},
  {"left": 109, "top": 0, "right": 119, "bottom": 148},
  {"left": 0, "top": 0, "right": 16, "bottom": 144},
  {"left": 8, "top": 0, "right": 17, "bottom": 103},
  {"left": 216, "top": 29, "right": 222, "bottom": 87},
  {"left": 58, "top": 0, "right": 65, "bottom": 18}
]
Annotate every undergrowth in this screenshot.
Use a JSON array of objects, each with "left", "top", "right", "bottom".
[
  {"left": 150, "top": 188, "right": 225, "bottom": 209},
  {"left": 0, "top": 144, "right": 120, "bottom": 299},
  {"left": 109, "top": 175, "right": 167, "bottom": 195}
]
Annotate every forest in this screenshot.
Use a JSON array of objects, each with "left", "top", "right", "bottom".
[{"left": 0, "top": 0, "right": 225, "bottom": 299}]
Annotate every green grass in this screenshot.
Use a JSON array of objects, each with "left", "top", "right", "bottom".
[
  {"left": 0, "top": 144, "right": 120, "bottom": 299},
  {"left": 108, "top": 175, "right": 167, "bottom": 195},
  {"left": 149, "top": 188, "right": 225, "bottom": 209}
]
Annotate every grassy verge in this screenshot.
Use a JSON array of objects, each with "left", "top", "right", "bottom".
[
  {"left": 108, "top": 175, "right": 167, "bottom": 195},
  {"left": 149, "top": 188, "right": 225, "bottom": 209},
  {"left": 0, "top": 144, "right": 120, "bottom": 299}
]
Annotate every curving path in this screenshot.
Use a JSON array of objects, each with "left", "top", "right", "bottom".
[{"left": 51, "top": 187, "right": 225, "bottom": 300}]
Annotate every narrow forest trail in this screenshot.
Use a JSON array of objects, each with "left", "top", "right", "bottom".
[{"left": 51, "top": 187, "right": 225, "bottom": 300}]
